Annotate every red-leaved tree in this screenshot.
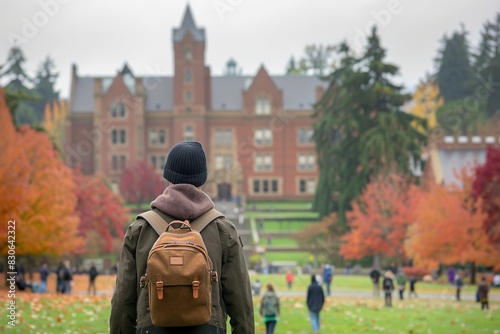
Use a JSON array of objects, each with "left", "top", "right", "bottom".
[
  {"left": 472, "top": 146, "right": 500, "bottom": 245},
  {"left": 73, "top": 169, "right": 129, "bottom": 253},
  {"left": 119, "top": 161, "right": 165, "bottom": 207},
  {"left": 339, "top": 174, "right": 418, "bottom": 267}
]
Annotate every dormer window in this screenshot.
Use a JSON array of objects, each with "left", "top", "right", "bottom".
[
  {"left": 111, "top": 102, "right": 126, "bottom": 118},
  {"left": 255, "top": 97, "right": 271, "bottom": 115}
]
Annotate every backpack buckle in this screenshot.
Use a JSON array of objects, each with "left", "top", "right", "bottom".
[
  {"left": 192, "top": 274, "right": 200, "bottom": 299},
  {"left": 156, "top": 276, "right": 164, "bottom": 300}
]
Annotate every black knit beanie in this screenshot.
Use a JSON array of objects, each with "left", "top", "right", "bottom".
[{"left": 163, "top": 141, "right": 207, "bottom": 187}]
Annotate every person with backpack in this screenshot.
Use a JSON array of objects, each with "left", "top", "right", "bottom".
[
  {"left": 260, "top": 284, "right": 280, "bottom": 334},
  {"left": 110, "top": 141, "right": 254, "bottom": 334},
  {"left": 382, "top": 271, "right": 394, "bottom": 307},
  {"left": 396, "top": 270, "right": 407, "bottom": 300},
  {"left": 306, "top": 274, "right": 325, "bottom": 334},
  {"left": 88, "top": 262, "right": 98, "bottom": 296}
]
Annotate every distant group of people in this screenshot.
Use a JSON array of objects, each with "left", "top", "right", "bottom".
[
  {"left": 257, "top": 274, "right": 325, "bottom": 334},
  {"left": 12, "top": 261, "right": 99, "bottom": 295},
  {"left": 370, "top": 268, "right": 417, "bottom": 305}
]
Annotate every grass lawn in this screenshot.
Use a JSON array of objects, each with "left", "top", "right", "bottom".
[
  {"left": 263, "top": 252, "right": 313, "bottom": 264},
  {"left": 247, "top": 201, "right": 312, "bottom": 210},
  {"left": 245, "top": 211, "right": 319, "bottom": 220},
  {"left": 253, "top": 296, "right": 500, "bottom": 334},
  {"left": 1, "top": 292, "right": 498, "bottom": 333},
  {"left": 260, "top": 221, "right": 317, "bottom": 232}
]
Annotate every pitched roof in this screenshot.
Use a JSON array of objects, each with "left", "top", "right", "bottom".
[
  {"left": 71, "top": 75, "right": 326, "bottom": 113},
  {"left": 211, "top": 75, "right": 327, "bottom": 110},
  {"left": 144, "top": 76, "right": 173, "bottom": 111},
  {"left": 173, "top": 5, "right": 205, "bottom": 42}
]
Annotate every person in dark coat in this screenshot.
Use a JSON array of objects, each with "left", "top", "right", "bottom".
[
  {"left": 306, "top": 274, "right": 325, "bottom": 334},
  {"left": 477, "top": 276, "right": 489, "bottom": 310},
  {"left": 110, "top": 142, "right": 254, "bottom": 334},
  {"left": 88, "top": 262, "right": 98, "bottom": 296},
  {"left": 409, "top": 276, "right": 418, "bottom": 298},
  {"left": 454, "top": 273, "right": 464, "bottom": 301},
  {"left": 382, "top": 271, "right": 395, "bottom": 307}
]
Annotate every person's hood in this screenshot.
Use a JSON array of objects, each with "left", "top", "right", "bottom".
[{"left": 150, "top": 184, "right": 214, "bottom": 220}]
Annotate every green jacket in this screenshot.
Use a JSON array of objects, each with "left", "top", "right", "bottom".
[{"left": 110, "top": 185, "right": 255, "bottom": 334}]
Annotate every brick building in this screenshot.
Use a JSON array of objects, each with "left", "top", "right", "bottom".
[{"left": 66, "top": 5, "right": 326, "bottom": 201}]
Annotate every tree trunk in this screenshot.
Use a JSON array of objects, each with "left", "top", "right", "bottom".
[
  {"left": 372, "top": 254, "right": 381, "bottom": 269},
  {"left": 470, "top": 261, "right": 476, "bottom": 285}
]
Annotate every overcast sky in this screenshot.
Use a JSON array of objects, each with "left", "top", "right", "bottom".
[{"left": 1, "top": 0, "right": 498, "bottom": 98}]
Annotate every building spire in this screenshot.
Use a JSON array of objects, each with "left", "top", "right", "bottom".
[{"left": 173, "top": 4, "right": 205, "bottom": 42}]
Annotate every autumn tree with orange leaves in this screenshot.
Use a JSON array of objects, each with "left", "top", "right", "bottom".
[
  {"left": 406, "top": 168, "right": 500, "bottom": 282},
  {"left": 339, "top": 174, "right": 417, "bottom": 268},
  {"left": 0, "top": 88, "right": 84, "bottom": 260}
]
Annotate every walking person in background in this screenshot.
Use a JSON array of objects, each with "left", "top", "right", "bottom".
[
  {"left": 260, "top": 284, "right": 280, "bottom": 334},
  {"left": 409, "top": 276, "right": 418, "bottom": 298},
  {"left": 88, "top": 262, "right": 98, "bottom": 296},
  {"left": 382, "top": 271, "right": 395, "bottom": 307},
  {"left": 454, "top": 273, "right": 464, "bottom": 301},
  {"left": 396, "top": 270, "right": 407, "bottom": 300},
  {"left": 38, "top": 263, "right": 49, "bottom": 293},
  {"left": 477, "top": 277, "right": 489, "bottom": 310},
  {"left": 60, "top": 260, "right": 73, "bottom": 294},
  {"left": 252, "top": 279, "right": 262, "bottom": 296},
  {"left": 286, "top": 270, "right": 294, "bottom": 290},
  {"left": 307, "top": 274, "right": 325, "bottom": 334},
  {"left": 322, "top": 264, "right": 333, "bottom": 296},
  {"left": 370, "top": 267, "right": 381, "bottom": 297}
]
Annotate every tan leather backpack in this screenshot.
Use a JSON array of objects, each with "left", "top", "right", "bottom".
[{"left": 138, "top": 209, "right": 224, "bottom": 327}]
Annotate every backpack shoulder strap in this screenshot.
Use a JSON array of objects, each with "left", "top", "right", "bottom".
[
  {"left": 137, "top": 210, "right": 170, "bottom": 235},
  {"left": 190, "top": 208, "right": 225, "bottom": 232}
]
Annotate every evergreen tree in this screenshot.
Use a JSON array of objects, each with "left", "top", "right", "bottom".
[
  {"left": 313, "top": 28, "right": 427, "bottom": 223},
  {"left": 0, "top": 46, "right": 40, "bottom": 126},
  {"left": 480, "top": 13, "right": 500, "bottom": 117},
  {"left": 285, "top": 56, "right": 303, "bottom": 75},
  {"left": 485, "top": 51, "right": 500, "bottom": 116},
  {"left": 435, "top": 28, "right": 474, "bottom": 102},
  {"left": 33, "top": 56, "right": 60, "bottom": 121}
]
